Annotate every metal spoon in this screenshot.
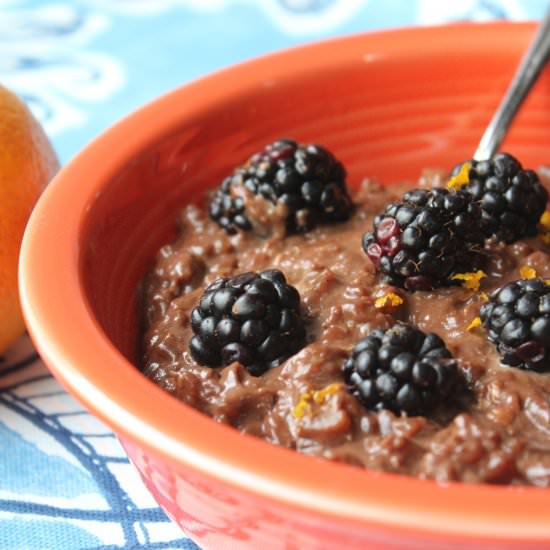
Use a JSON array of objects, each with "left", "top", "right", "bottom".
[{"left": 474, "top": 7, "right": 550, "bottom": 161}]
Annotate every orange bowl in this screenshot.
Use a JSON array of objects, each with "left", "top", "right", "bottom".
[{"left": 19, "top": 22, "right": 550, "bottom": 549}]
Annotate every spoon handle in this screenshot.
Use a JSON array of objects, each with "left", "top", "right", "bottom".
[{"left": 474, "top": 9, "right": 550, "bottom": 161}]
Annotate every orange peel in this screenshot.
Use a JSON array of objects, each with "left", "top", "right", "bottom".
[
  {"left": 467, "top": 316, "right": 482, "bottom": 331},
  {"left": 446, "top": 162, "right": 471, "bottom": 190},
  {"left": 451, "top": 270, "right": 486, "bottom": 291},
  {"left": 519, "top": 266, "right": 537, "bottom": 279},
  {"left": 374, "top": 292, "right": 404, "bottom": 309}
]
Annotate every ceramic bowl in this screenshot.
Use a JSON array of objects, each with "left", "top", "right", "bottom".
[{"left": 19, "top": 22, "right": 550, "bottom": 549}]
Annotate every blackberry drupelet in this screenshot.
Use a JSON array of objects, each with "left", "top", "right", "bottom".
[
  {"left": 480, "top": 278, "right": 550, "bottom": 372},
  {"left": 343, "top": 323, "right": 460, "bottom": 416},
  {"left": 208, "top": 139, "right": 353, "bottom": 234},
  {"left": 457, "top": 152, "right": 548, "bottom": 243},
  {"left": 189, "top": 269, "right": 306, "bottom": 375},
  {"left": 362, "top": 188, "right": 484, "bottom": 291}
]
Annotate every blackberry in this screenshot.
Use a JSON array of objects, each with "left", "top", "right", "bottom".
[
  {"left": 362, "top": 188, "right": 484, "bottom": 291},
  {"left": 208, "top": 139, "right": 353, "bottom": 234},
  {"left": 457, "top": 152, "right": 548, "bottom": 243},
  {"left": 189, "top": 269, "right": 306, "bottom": 375},
  {"left": 343, "top": 323, "right": 460, "bottom": 416},
  {"left": 480, "top": 278, "right": 550, "bottom": 372}
]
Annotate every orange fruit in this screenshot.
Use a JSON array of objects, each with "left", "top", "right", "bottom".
[{"left": 0, "top": 84, "right": 59, "bottom": 353}]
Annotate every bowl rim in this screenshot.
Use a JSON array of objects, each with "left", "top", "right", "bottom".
[{"left": 19, "top": 21, "right": 550, "bottom": 543}]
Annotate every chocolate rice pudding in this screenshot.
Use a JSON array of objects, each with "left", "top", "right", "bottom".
[{"left": 141, "top": 168, "right": 550, "bottom": 487}]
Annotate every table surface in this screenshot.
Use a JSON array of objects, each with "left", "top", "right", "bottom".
[{"left": 1, "top": 1, "right": 547, "bottom": 548}]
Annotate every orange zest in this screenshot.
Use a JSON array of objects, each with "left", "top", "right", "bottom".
[
  {"left": 540, "top": 211, "right": 550, "bottom": 230},
  {"left": 312, "top": 383, "right": 342, "bottom": 404},
  {"left": 374, "top": 292, "right": 404, "bottom": 309},
  {"left": 293, "top": 383, "right": 343, "bottom": 419},
  {"left": 467, "top": 316, "right": 481, "bottom": 331},
  {"left": 293, "top": 393, "right": 313, "bottom": 419},
  {"left": 447, "top": 162, "right": 471, "bottom": 190},
  {"left": 519, "top": 266, "right": 537, "bottom": 279},
  {"left": 538, "top": 211, "right": 550, "bottom": 244},
  {"left": 451, "top": 270, "right": 486, "bottom": 291}
]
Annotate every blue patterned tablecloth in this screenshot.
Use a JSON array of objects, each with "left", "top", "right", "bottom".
[{"left": 0, "top": 1, "right": 547, "bottom": 548}]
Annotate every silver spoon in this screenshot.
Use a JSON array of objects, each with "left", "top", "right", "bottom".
[{"left": 474, "top": 8, "right": 550, "bottom": 161}]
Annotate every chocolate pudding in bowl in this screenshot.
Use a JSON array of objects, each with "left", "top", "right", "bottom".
[{"left": 141, "top": 140, "right": 550, "bottom": 487}]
